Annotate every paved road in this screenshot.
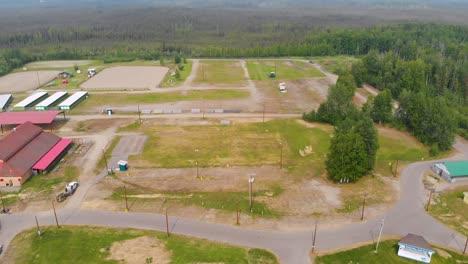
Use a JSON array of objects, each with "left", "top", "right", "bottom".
[{"left": 1, "top": 134, "right": 467, "bottom": 263}]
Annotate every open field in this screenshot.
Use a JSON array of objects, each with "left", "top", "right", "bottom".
[
  {"left": 24, "top": 60, "right": 94, "bottom": 69},
  {"left": 247, "top": 60, "right": 325, "bottom": 81},
  {"left": 429, "top": 186, "right": 468, "bottom": 236},
  {"left": 315, "top": 239, "right": 467, "bottom": 264},
  {"left": 309, "top": 56, "right": 360, "bottom": 74},
  {"left": 80, "top": 66, "right": 169, "bottom": 90},
  {"left": 160, "top": 61, "right": 193, "bottom": 88},
  {"left": 70, "top": 90, "right": 250, "bottom": 114},
  {"left": 193, "top": 60, "right": 246, "bottom": 86},
  {"left": 0, "top": 71, "right": 60, "bottom": 93},
  {"left": 4, "top": 226, "right": 278, "bottom": 264}
]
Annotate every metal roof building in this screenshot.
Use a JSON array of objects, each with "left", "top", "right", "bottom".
[
  {"left": 58, "top": 91, "right": 88, "bottom": 110},
  {"left": 432, "top": 160, "right": 468, "bottom": 183},
  {"left": 35, "top": 92, "right": 68, "bottom": 111},
  {"left": 13, "top": 92, "right": 48, "bottom": 111},
  {"left": 0, "top": 94, "right": 13, "bottom": 112},
  {"left": 0, "top": 122, "right": 72, "bottom": 186},
  {"left": 398, "top": 233, "right": 435, "bottom": 263}
]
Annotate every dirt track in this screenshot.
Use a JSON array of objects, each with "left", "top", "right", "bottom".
[
  {"left": 80, "top": 66, "right": 169, "bottom": 90},
  {"left": 0, "top": 71, "right": 60, "bottom": 93}
]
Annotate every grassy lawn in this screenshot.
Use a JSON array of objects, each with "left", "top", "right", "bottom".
[
  {"left": 5, "top": 226, "right": 278, "bottom": 264},
  {"left": 69, "top": 89, "right": 249, "bottom": 114},
  {"left": 111, "top": 186, "right": 284, "bottom": 218},
  {"left": 22, "top": 166, "right": 79, "bottom": 193},
  {"left": 375, "top": 127, "right": 430, "bottom": 176},
  {"left": 160, "top": 61, "right": 193, "bottom": 88},
  {"left": 308, "top": 56, "right": 360, "bottom": 74},
  {"left": 247, "top": 60, "right": 325, "bottom": 81},
  {"left": 429, "top": 187, "right": 468, "bottom": 236},
  {"left": 129, "top": 119, "right": 331, "bottom": 177},
  {"left": 315, "top": 240, "right": 467, "bottom": 264},
  {"left": 95, "top": 136, "right": 122, "bottom": 174},
  {"left": 193, "top": 60, "right": 246, "bottom": 86}
]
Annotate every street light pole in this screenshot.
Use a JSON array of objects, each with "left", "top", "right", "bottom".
[
  {"left": 165, "top": 207, "right": 170, "bottom": 237},
  {"left": 52, "top": 200, "right": 60, "bottom": 228},
  {"left": 248, "top": 174, "right": 255, "bottom": 212},
  {"left": 311, "top": 222, "right": 318, "bottom": 253},
  {"left": 35, "top": 216, "right": 42, "bottom": 236},
  {"left": 374, "top": 218, "right": 385, "bottom": 253}
]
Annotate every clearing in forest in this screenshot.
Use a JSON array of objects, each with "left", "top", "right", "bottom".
[
  {"left": 0, "top": 71, "right": 60, "bottom": 93},
  {"left": 80, "top": 66, "right": 169, "bottom": 90},
  {"left": 246, "top": 60, "right": 325, "bottom": 81},
  {"left": 193, "top": 60, "right": 246, "bottom": 86}
]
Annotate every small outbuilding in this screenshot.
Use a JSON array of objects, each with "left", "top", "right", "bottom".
[
  {"left": 269, "top": 71, "right": 276, "bottom": 78},
  {"left": 432, "top": 161, "right": 468, "bottom": 183},
  {"left": 58, "top": 70, "right": 74, "bottom": 79},
  {"left": 398, "top": 233, "right": 435, "bottom": 263}
]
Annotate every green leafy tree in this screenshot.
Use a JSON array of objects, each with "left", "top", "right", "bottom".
[
  {"left": 371, "top": 89, "right": 393, "bottom": 124},
  {"left": 351, "top": 61, "right": 367, "bottom": 87},
  {"left": 353, "top": 116, "right": 379, "bottom": 171},
  {"left": 326, "top": 131, "right": 369, "bottom": 182}
]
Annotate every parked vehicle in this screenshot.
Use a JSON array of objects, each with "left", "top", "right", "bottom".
[{"left": 56, "top": 182, "right": 79, "bottom": 202}]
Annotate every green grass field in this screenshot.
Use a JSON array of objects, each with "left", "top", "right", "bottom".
[
  {"left": 308, "top": 56, "right": 360, "bottom": 74},
  {"left": 160, "top": 61, "right": 193, "bottom": 88},
  {"left": 194, "top": 60, "right": 246, "bottom": 86},
  {"left": 315, "top": 240, "right": 467, "bottom": 264},
  {"left": 111, "top": 186, "right": 284, "bottom": 218},
  {"left": 246, "top": 60, "right": 325, "bottom": 81},
  {"left": 429, "top": 187, "right": 468, "bottom": 236},
  {"left": 5, "top": 226, "right": 278, "bottom": 264},
  {"left": 69, "top": 89, "right": 249, "bottom": 113},
  {"left": 129, "top": 120, "right": 331, "bottom": 177}
]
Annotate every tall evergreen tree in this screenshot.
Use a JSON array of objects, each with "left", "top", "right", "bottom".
[{"left": 371, "top": 89, "right": 393, "bottom": 124}]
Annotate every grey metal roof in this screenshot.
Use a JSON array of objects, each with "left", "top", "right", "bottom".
[
  {"left": 398, "top": 233, "right": 435, "bottom": 252},
  {"left": 0, "top": 94, "right": 12, "bottom": 109}
]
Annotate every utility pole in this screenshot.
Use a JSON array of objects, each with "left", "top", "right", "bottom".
[
  {"left": 426, "top": 188, "right": 435, "bottom": 212},
  {"left": 279, "top": 141, "right": 284, "bottom": 169},
  {"left": 124, "top": 185, "right": 129, "bottom": 212},
  {"left": 0, "top": 191, "right": 6, "bottom": 213},
  {"left": 137, "top": 105, "right": 141, "bottom": 124},
  {"left": 361, "top": 193, "right": 368, "bottom": 221},
  {"left": 36, "top": 71, "right": 41, "bottom": 88},
  {"left": 311, "top": 222, "right": 318, "bottom": 253},
  {"left": 463, "top": 236, "right": 467, "bottom": 254},
  {"left": 262, "top": 103, "right": 265, "bottom": 123},
  {"left": 35, "top": 216, "right": 42, "bottom": 236},
  {"left": 374, "top": 218, "right": 385, "bottom": 253},
  {"left": 52, "top": 200, "right": 60, "bottom": 228},
  {"left": 165, "top": 208, "right": 170, "bottom": 237},
  {"left": 236, "top": 208, "right": 240, "bottom": 225},
  {"left": 393, "top": 160, "right": 399, "bottom": 177},
  {"left": 248, "top": 174, "right": 255, "bottom": 212},
  {"left": 102, "top": 148, "right": 111, "bottom": 175},
  {"left": 195, "top": 161, "right": 199, "bottom": 178}
]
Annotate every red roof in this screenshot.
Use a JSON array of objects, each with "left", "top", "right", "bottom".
[
  {"left": 33, "top": 139, "right": 72, "bottom": 170},
  {"left": 0, "top": 110, "right": 64, "bottom": 126},
  {"left": 0, "top": 122, "right": 62, "bottom": 178}
]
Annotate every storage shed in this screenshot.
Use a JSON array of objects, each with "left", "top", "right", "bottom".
[
  {"left": 432, "top": 160, "right": 468, "bottom": 183},
  {"left": 35, "top": 92, "right": 68, "bottom": 111},
  {"left": 13, "top": 92, "right": 48, "bottom": 111},
  {"left": 398, "top": 233, "right": 435, "bottom": 263},
  {"left": 58, "top": 91, "right": 88, "bottom": 110},
  {"left": 0, "top": 94, "right": 13, "bottom": 112},
  {"left": 58, "top": 70, "right": 74, "bottom": 79}
]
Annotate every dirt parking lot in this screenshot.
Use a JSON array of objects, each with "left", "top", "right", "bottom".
[
  {"left": 80, "top": 66, "right": 169, "bottom": 90},
  {"left": 0, "top": 71, "right": 60, "bottom": 93}
]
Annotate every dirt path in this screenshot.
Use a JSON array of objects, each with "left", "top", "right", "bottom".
[{"left": 183, "top": 59, "right": 199, "bottom": 86}]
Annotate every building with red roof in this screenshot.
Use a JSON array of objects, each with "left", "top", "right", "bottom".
[{"left": 0, "top": 122, "right": 72, "bottom": 186}]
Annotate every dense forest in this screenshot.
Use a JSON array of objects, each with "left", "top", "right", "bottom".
[{"left": 0, "top": 3, "right": 466, "bottom": 149}]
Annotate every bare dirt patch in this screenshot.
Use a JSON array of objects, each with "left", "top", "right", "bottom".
[
  {"left": 255, "top": 77, "right": 332, "bottom": 113},
  {"left": 107, "top": 236, "right": 171, "bottom": 264},
  {"left": 25, "top": 60, "right": 93, "bottom": 69},
  {"left": 75, "top": 119, "right": 134, "bottom": 133},
  {"left": 0, "top": 71, "right": 60, "bottom": 93},
  {"left": 80, "top": 66, "right": 169, "bottom": 90}
]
